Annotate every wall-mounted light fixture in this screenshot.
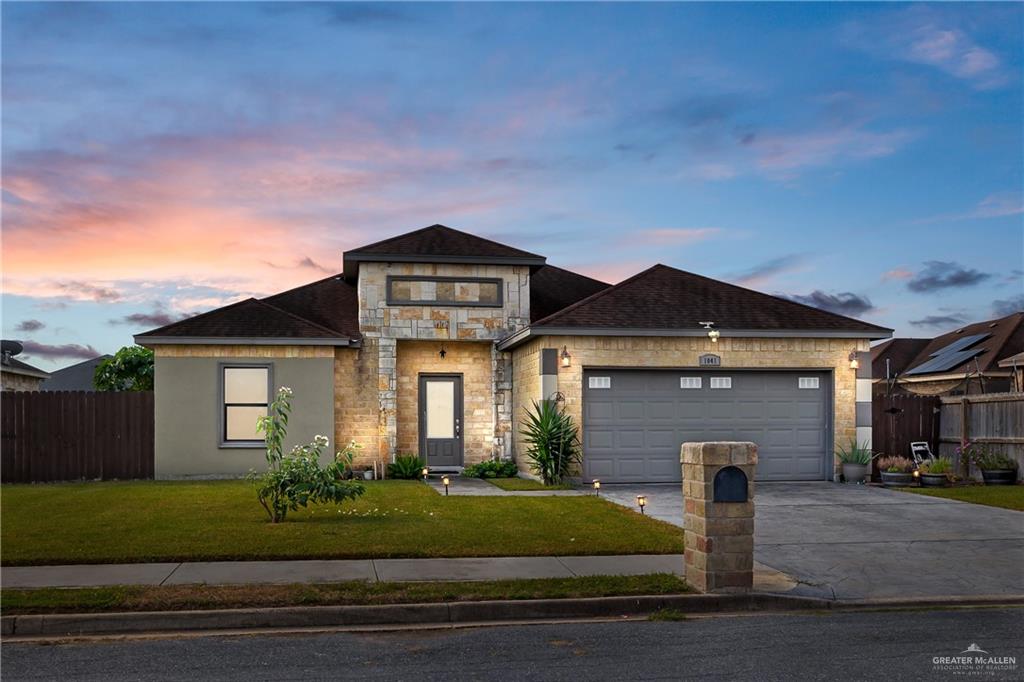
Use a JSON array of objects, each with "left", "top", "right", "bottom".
[
  {"left": 636, "top": 494, "right": 647, "bottom": 515},
  {"left": 560, "top": 346, "right": 571, "bottom": 368},
  {"left": 848, "top": 350, "right": 859, "bottom": 370},
  {"left": 439, "top": 346, "right": 447, "bottom": 359},
  {"left": 700, "top": 321, "right": 720, "bottom": 343}
]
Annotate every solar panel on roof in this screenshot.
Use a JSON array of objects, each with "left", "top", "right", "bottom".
[
  {"left": 928, "top": 333, "right": 990, "bottom": 357},
  {"left": 906, "top": 347, "right": 986, "bottom": 375}
]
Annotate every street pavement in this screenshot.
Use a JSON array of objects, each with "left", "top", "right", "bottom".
[
  {"left": 601, "top": 482, "right": 1024, "bottom": 600},
  {"left": 3, "top": 608, "right": 1021, "bottom": 680}
]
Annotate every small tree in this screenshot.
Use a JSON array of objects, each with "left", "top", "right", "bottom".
[
  {"left": 249, "top": 387, "right": 365, "bottom": 523},
  {"left": 94, "top": 345, "right": 154, "bottom": 391},
  {"left": 519, "top": 400, "right": 581, "bottom": 485}
]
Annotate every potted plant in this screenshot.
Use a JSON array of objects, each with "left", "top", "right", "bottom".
[
  {"left": 836, "top": 439, "right": 873, "bottom": 483},
  {"left": 876, "top": 456, "right": 914, "bottom": 487},
  {"left": 971, "top": 448, "right": 1019, "bottom": 486},
  {"left": 918, "top": 457, "right": 953, "bottom": 487}
]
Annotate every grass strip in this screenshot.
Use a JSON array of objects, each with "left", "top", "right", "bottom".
[{"left": 1, "top": 574, "right": 690, "bottom": 615}]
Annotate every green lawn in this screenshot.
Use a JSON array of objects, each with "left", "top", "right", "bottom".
[
  {"left": 487, "top": 478, "right": 574, "bottom": 491},
  {"left": 898, "top": 484, "right": 1024, "bottom": 511},
  {"left": 0, "top": 574, "right": 689, "bottom": 615},
  {"left": 0, "top": 480, "right": 683, "bottom": 566}
]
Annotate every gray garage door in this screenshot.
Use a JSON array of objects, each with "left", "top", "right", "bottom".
[{"left": 583, "top": 369, "right": 830, "bottom": 482}]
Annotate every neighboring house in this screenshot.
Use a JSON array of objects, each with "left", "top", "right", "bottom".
[
  {"left": 871, "top": 312, "right": 1024, "bottom": 397},
  {"left": 997, "top": 351, "right": 1024, "bottom": 393},
  {"left": 40, "top": 355, "right": 112, "bottom": 391},
  {"left": 135, "top": 224, "right": 891, "bottom": 482},
  {"left": 1, "top": 342, "right": 51, "bottom": 391}
]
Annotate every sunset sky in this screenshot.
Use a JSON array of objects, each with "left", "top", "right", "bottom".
[{"left": 2, "top": 2, "right": 1022, "bottom": 370}]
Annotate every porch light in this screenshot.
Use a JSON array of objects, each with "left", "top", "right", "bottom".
[
  {"left": 848, "top": 350, "right": 859, "bottom": 370},
  {"left": 593, "top": 479, "right": 601, "bottom": 495},
  {"left": 700, "top": 321, "right": 719, "bottom": 343},
  {"left": 636, "top": 494, "right": 647, "bottom": 515},
  {"left": 560, "top": 346, "right": 571, "bottom": 368},
  {"left": 441, "top": 475, "right": 450, "bottom": 496}
]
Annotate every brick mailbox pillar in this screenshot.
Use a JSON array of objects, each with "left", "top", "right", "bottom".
[{"left": 681, "top": 441, "right": 757, "bottom": 594}]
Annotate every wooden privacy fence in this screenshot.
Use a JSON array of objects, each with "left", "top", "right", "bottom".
[
  {"left": 1, "top": 391, "right": 154, "bottom": 483},
  {"left": 939, "top": 393, "right": 1024, "bottom": 477},
  {"left": 872, "top": 393, "right": 941, "bottom": 462}
]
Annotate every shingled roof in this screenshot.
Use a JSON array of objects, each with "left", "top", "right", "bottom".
[
  {"left": 529, "top": 265, "right": 609, "bottom": 322},
  {"left": 135, "top": 280, "right": 359, "bottom": 345},
  {"left": 343, "top": 224, "right": 545, "bottom": 279},
  {"left": 898, "top": 312, "right": 1024, "bottom": 378},
  {"left": 500, "top": 264, "right": 891, "bottom": 347}
]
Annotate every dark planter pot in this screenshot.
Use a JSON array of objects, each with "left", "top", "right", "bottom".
[
  {"left": 920, "top": 473, "right": 949, "bottom": 488},
  {"left": 841, "top": 463, "right": 868, "bottom": 484},
  {"left": 880, "top": 471, "right": 914, "bottom": 488},
  {"left": 980, "top": 469, "right": 1018, "bottom": 486}
]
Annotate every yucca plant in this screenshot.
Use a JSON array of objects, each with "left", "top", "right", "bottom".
[
  {"left": 836, "top": 439, "right": 874, "bottom": 465},
  {"left": 519, "top": 400, "right": 581, "bottom": 485}
]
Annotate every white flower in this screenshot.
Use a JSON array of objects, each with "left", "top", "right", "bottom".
[
  {"left": 279, "top": 386, "right": 294, "bottom": 396},
  {"left": 314, "top": 435, "right": 329, "bottom": 447}
]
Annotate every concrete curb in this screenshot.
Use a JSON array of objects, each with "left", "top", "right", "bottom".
[{"left": 3, "top": 593, "right": 1022, "bottom": 639}]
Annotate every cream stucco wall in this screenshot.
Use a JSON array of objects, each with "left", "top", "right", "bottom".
[{"left": 511, "top": 335, "right": 870, "bottom": 477}]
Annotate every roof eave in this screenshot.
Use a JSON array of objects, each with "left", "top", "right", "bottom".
[
  {"left": 497, "top": 326, "right": 893, "bottom": 351},
  {"left": 135, "top": 335, "right": 356, "bottom": 348},
  {"left": 1, "top": 365, "right": 51, "bottom": 379}
]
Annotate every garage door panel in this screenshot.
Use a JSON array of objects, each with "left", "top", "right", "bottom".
[{"left": 584, "top": 369, "right": 829, "bottom": 483}]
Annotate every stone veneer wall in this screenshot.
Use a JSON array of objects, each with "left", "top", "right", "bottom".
[
  {"left": 357, "top": 262, "right": 528, "bottom": 461},
  {"left": 334, "top": 341, "right": 382, "bottom": 468},
  {"left": 395, "top": 340, "right": 496, "bottom": 464},
  {"left": 511, "top": 335, "right": 870, "bottom": 477}
]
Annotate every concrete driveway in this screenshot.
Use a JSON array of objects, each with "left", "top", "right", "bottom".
[{"left": 601, "top": 482, "right": 1024, "bottom": 600}]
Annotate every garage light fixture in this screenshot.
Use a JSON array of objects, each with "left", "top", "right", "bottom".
[
  {"left": 848, "top": 350, "right": 859, "bottom": 370},
  {"left": 560, "top": 346, "right": 572, "bottom": 368},
  {"left": 700, "top": 321, "right": 720, "bottom": 343}
]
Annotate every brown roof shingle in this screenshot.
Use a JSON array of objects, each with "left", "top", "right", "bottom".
[
  {"left": 529, "top": 265, "right": 609, "bottom": 322},
  {"left": 531, "top": 264, "right": 892, "bottom": 335}
]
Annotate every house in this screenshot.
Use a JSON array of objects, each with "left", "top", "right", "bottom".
[
  {"left": 871, "top": 312, "right": 1024, "bottom": 397},
  {"left": 1, "top": 341, "right": 51, "bottom": 391},
  {"left": 40, "top": 355, "right": 112, "bottom": 391},
  {"left": 135, "top": 224, "right": 891, "bottom": 482}
]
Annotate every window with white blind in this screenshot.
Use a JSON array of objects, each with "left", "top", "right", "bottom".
[
  {"left": 798, "top": 377, "right": 820, "bottom": 389},
  {"left": 680, "top": 377, "right": 702, "bottom": 389},
  {"left": 221, "top": 365, "right": 271, "bottom": 445},
  {"left": 709, "top": 376, "right": 732, "bottom": 389},
  {"left": 588, "top": 376, "right": 611, "bottom": 389}
]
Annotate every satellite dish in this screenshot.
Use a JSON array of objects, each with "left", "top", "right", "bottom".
[{"left": 1, "top": 340, "right": 24, "bottom": 357}]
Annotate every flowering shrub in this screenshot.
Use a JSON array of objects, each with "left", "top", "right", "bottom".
[{"left": 249, "top": 387, "right": 364, "bottom": 523}]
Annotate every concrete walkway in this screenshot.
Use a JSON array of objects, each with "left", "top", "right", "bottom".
[
  {"left": 602, "top": 482, "right": 1024, "bottom": 600},
  {"left": 424, "top": 476, "right": 583, "bottom": 496},
  {"left": 1, "top": 555, "right": 684, "bottom": 590}
]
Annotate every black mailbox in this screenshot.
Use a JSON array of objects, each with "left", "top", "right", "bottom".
[{"left": 713, "top": 466, "right": 748, "bottom": 503}]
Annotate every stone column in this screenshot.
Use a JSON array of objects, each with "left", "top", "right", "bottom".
[
  {"left": 681, "top": 441, "right": 757, "bottom": 594},
  {"left": 378, "top": 337, "right": 397, "bottom": 462}
]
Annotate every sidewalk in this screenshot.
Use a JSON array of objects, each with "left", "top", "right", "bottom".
[
  {"left": 424, "top": 476, "right": 584, "bottom": 496},
  {"left": 1, "top": 554, "right": 684, "bottom": 590}
]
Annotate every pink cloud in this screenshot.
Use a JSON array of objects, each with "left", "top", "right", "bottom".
[{"left": 625, "top": 228, "right": 722, "bottom": 247}]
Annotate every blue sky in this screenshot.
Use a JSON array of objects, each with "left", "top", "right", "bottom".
[{"left": 2, "top": 2, "right": 1022, "bottom": 369}]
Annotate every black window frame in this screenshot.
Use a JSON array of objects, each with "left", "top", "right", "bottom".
[
  {"left": 218, "top": 363, "right": 273, "bottom": 448},
  {"left": 385, "top": 275, "right": 504, "bottom": 308}
]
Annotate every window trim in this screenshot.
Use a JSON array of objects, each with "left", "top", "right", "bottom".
[
  {"left": 218, "top": 362, "right": 273, "bottom": 448},
  {"left": 385, "top": 275, "right": 504, "bottom": 308}
]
